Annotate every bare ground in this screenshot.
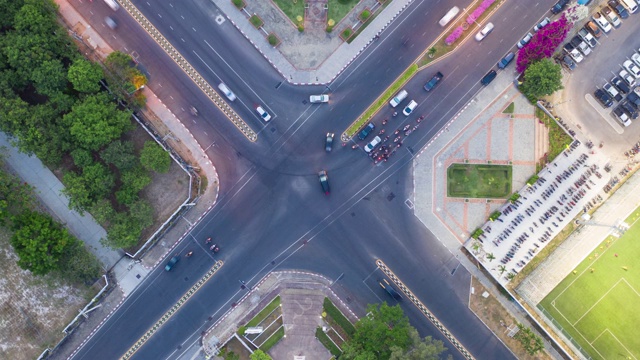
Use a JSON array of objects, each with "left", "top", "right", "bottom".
[
  {"left": 0, "top": 228, "right": 90, "bottom": 360},
  {"left": 468, "top": 277, "right": 552, "bottom": 360}
]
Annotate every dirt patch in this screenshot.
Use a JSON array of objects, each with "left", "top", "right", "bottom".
[
  {"left": 218, "top": 335, "right": 252, "bottom": 360},
  {"left": 0, "top": 227, "right": 90, "bottom": 360},
  {"left": 468, "top": 278, "right": 552, "bottom": 360}
]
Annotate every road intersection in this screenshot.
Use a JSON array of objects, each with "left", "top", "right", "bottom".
[{"left": 58, "top": 0, "right": 561, "bottom": 359}]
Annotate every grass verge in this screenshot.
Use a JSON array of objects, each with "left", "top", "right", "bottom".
[
  {"left": 344, "top": 64, "right": 418, "bottom": 139},
  {"left": 503, "top": 102, "right": 515, "bottom": 114},
  {"left": 447, "top": 163, "right": 512, "bottom": 198},
  {"left": 259, "top": 326, "right": 284, "bottom": 352},
  {"left": 327, "top": 0, "right": 358, "bottom": 26},
  {"left": 323, "top": 297, "right": 356, "bottom": 336},
  {"left": 316, "top": 327, "right": 342, "bottom": 356},
  {"left": 272, "top": 0, "right": 305, "bottom": 23},
  {"left": 246, "top": 296, "right": 281, "bottom": 327}
]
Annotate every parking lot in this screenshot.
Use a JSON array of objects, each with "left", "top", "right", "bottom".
[{"left": 552, "top": 8, "right": 640, "bottom": 159}]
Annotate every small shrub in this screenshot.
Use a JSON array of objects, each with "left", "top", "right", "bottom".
[
  {"left": 232, "top": 0, "right": 244, "bottom": 9},
  {"left": 298, "top": 23, "right": 304, "bottom": 32},
  {"left": 359, "top": 9, "right": 371, "bottom": 22},
  {"left": 326, "top": 19, "right": 335, "bottom": 32},
  {"left": 267, "top": 33, "right": 279, "bottom": 46},
  {"left": 250, "top": 15, "right": 263, "bottom": 28},
  {"left": 340, "top": 28, "right": 353, "bottom": 40}
]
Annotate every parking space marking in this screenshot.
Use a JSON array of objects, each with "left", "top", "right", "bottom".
[{"left": 584, "top": 94, "right": 624, "bottom": 134}]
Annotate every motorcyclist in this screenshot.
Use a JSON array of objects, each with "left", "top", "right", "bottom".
[{"left": 186, "top": 251, "right": 193, "bottom": 257}]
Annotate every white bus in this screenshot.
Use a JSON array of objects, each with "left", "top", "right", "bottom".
[{"left": 439, "top": 6, "right": 460, "bottom": 27}]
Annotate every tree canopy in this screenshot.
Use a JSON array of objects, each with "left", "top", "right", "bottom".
[
  {"left": 341, "top": 303, "right": 447, "bottom": 360},
  {"left": 516, "top": 14, "right": 571, "bottom": 73},
  {"left": 10, "top": 210, "right": 74, "bottom": 275},
  {"left": 68, "top": 58, "right": 104, "bottom": 94},
  {"left": 250, "top": 350, "right": 272, "bottom": 360},
  {"left": 140, "top": 140, "right": 171, "bottom": 173},
  {"left": 520, "top": 58, "right": 563, "bottom": 102}
]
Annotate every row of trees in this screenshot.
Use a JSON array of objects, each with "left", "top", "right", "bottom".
[
  {"left": 0, "top": 164, "right": 101, "bottom": 284},
  {"left": 0, "top": 0, "right": 170, "bottom": 249}
]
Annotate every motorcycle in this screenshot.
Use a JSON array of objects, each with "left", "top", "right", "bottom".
[
  {"left": 382, "top": 118, "right": 388, "bottom": 125},
  {"left": 185, "top": 251, "right": 193, "bottom": 257},
  {"left": 351, "top": 144, "right": 358, "bottom": 149},
  {"left": 210, "top": 244, "right": 220, "bottom": 253},
  {"left": 402, "top": 124, "right": 411, "bottom": 131}
]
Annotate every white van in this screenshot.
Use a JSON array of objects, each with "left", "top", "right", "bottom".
[
  {"left": 439, "top": 7, "right": 460, "bottom": 27},
  {"left": 104, "top": 0, "right": 119, "bottom": 11},
  {"left": 389, "top": 89, "right": 408, "bottom": 107},
  {"left": 620, "top": 0, "right": 638, "bottom": 13}
]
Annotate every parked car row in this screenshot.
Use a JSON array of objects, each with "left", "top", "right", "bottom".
[{"left": 594, "top": 48, "right": 640, "bottom": 127}]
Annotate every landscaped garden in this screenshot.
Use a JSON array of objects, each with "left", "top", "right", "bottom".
[
  {"left": 315, "top": 297, "right": 356, "bottom": 357},
  {"left": 535, "top": 107, "right": 572, "bottom": 170},
  {"left": 235, "top": 296, "right": 285, "bottom": 353},
  {"left": 447, "top": 163, "right": 512, "bottom": 198},
  {"left": 327, "top": 0, "right": 359, "bottom": 27},
  {"left": 272, "top": 0, "right": 305, "bottom": 23}
]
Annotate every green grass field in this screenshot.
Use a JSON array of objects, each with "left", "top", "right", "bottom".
[
  {"left": 446, "top": 163, "right": 512, "bottom": 198},
  {"left": 538, "top": 209, "right": 640, "bottom": 360}
]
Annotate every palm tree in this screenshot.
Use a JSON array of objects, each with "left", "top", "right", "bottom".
[
  {"left": 486, "top": 253, "right": 496, "bottom": 262},
  {"left": 498, "top": 265, "right": 507, "bottom": 274},
  {"left": 472, "top": 241, "right": 482, "bottom": 254},
  {"left": 506, "top": 273, "right": 515, "bottom": 280},
  {"left": 428, "top": 47, "right": 437, "bottom": 59}
]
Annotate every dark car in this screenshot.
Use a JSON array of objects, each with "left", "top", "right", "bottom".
[
  {"left": 551, "top": 0, "right": 569, "bottom": 14},
  {"left": 318, "top": 170, "right": 330, "bottom": 195},
  {"left": 621, "top": 100, "right": 639, "bottom": 120},
  {"left": 480, "top": 70, "right": 497, "bottom": 86},
  {"left": 498, "top": 52, "right": 515, "bottom": 69},
  {"left": 627, "top": 91, "right": 640, "bottom": 107},
  {"left": 594, "top": 89, "right": 613, "bottom": 108},
  {"left": 423, "top": 71, "right": 444, "bottom": 91},
  {"left": 608, "top": 0, "right": 629, "bottom": 18},
  {"left": 561, "top": 55, "right": 576, "bottom": 70},
  {"left": 325, "top": 132, "right": 334, "bottom": 152},
  {"left": 358, "top": 123, "right": 375, "bottom": 140},
  {"left": 611, "top": 76, "right": 631, "bottom": 94},
  {"left": 165, "top": 255, "right": 180, "bottom": 271},
  {"left": 379, "top": 279, "right": 403, "bottom": 301}
]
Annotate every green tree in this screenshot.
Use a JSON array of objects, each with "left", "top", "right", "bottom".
[
  {"left": 341, "top": 303, "right": 412, "bottom": 359},
  {"left": 89, "top": 198, "right": 116, "bottom": 224},
  {"left": 70, "top": 148, "right": 94, "bottom": 169},
  {"left": 68, "top": 58, "right": 104, "bottom": 93},
  {"left": 56, "top": 239, "right": 102, "bottom": 285},
  {"left": 514, "top": 324, "right": 544, "bottom": 355},
  {"left": 63, "top": 163, "right": 114, "bottom": 212},
  {"left": 62, "top": 93, "right": 132, "bottom": 151},
  {"left": 0, "top": 167, "right": 35, "bottom": 224},
  {"left": 10, "top": 210, "right": 74, "bottom": 275},
  {"left": 100, "top": 140, "right": 138, "bottom": 170},
  {"left": 13, "top": 0, "right": 59, "bottom": 36},
  {"left": 31, "top": 59, "right": 67, "bottom": 97},
  {"left": 520, "top": 58, "right": 563, "bottom": 102},
  {"left": 389, "top": 329, "right": 448, "bottom": 360},
  {"left": 140, "top": 140, "right": 170, "bottom": 173},
  {"left": 104, "top": 212, "right": 142, "bottom": 248},
  {"left": 116, "top": 167, "right": 151, "bottom": 206},
  {"left": 0, "top": 0, "right": 25, "bottom": 29},
  {"left": 250, "top": 349, "right": 272, "bottom": 360}
]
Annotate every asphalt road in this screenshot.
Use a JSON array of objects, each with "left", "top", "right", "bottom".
[{"left": 67, "top": 0, "right": 559, "bottom": 359}]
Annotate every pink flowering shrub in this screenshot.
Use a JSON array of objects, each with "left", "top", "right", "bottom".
[
  {"left": 466, "top": 0, "right": 496, "bottom": 24},
  {"left": 516, "top": 14, "right": 571, "bottom": 73},
  {"left": 445, "top": 26, "right": 464, "bottom": 45}
]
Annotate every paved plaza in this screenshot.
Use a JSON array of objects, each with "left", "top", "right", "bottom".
[{"left": 414, "top": 77, "right": 548, "bottom": 249}]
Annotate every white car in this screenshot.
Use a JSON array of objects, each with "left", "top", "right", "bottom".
[
  {"left": 364, "top": 136, "right": 382, "bottom": 153},
  {"left": 255, "top": 105, "right": 271, "bottom": 122},
  {"left": 619, "top": 70, "right": 636, "bottom": 87},
  {"left": 566, "top": 48, "right": 584, "bottom": 63},
  {"left": 218, "top": 83, "right": 236, "bottom": 101},
  {"left": 389, "top": 90, "right": 408, "bottom": 107},
  {"left": 402, "top": 100, "right": 417, "bottom": 116},
  {"left": 475, "top": 22, "right": 494, "bottom": 41},
  {"left": 603, "top": 82, "right": 622, "bottom": 102},
  {"left": 592, "top": 12, "right": 613, "bottom": 33},
  {"left": 632, "top": 53, "right": 640, "bottom": 68},
  {"left": 623, "top": 60, "right": 640, "bottom": 78},
  {"left": 602, "top": 5, "right": 621, "bottom": 27},
  {"left": 534, "top": 17, "right": 550, "bottom": 32},
  {"left": 309, "top": 94, "right": 329, "bottom": 103},
  {"left": 517, "top": 33, "right": 534, "bottom": 49}
]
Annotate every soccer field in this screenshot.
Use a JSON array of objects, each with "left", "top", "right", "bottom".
[{"left": 538, "top": 210, "right": 640, "bottom": 360}]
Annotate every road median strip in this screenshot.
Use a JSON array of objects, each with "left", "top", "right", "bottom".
[
  {"left": 117, "top": 0, "right": 257, "bottom": 142},
  {"left": 120, "top": 261, "right": 224, "bottom": 360}
]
